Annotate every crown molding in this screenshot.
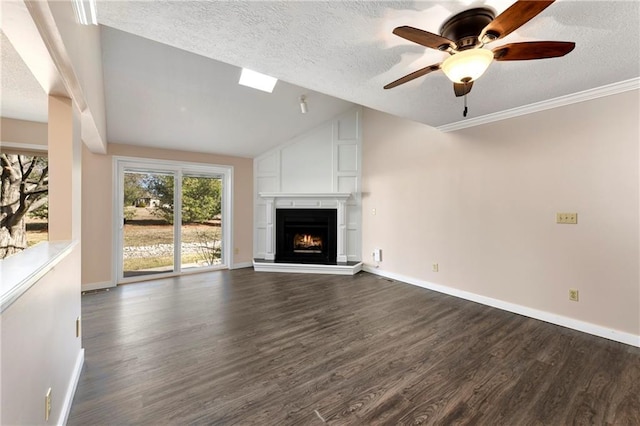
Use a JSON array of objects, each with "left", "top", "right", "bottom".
[{"left": 436, "top": 78, "right": 640, "bottom": 133}]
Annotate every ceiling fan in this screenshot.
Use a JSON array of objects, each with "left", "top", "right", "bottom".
[{"left": 384, "top": 0, "right": 575, "bottom": 100}]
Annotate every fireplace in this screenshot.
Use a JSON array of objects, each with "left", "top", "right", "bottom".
[
  {"left": 276, "top": 208, "right": 337, "bottom": 264},
  {"left": 254, "top": 193, "right": 361, "bottom": 274}
]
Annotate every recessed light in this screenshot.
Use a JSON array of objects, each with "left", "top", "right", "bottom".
[{"left": 239, "top": 68, "right": 277, "bottom": 93}]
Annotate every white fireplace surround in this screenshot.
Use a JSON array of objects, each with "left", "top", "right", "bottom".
[
  {"left": 253, "top": 107, "right": 362, "bottom": 274},
  {"left": 259, "top": 192, "right": 351, "bottom": 262}
]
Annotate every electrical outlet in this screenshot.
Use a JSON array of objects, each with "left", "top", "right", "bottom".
[
  {"left": 432, "top": 263, "right": 439, "bottom": 272},
  {"left": 556, "top": 213, "right": 578, "bottom": 224},
  {"left": 372, "top": 208, "right": 376, "bottom": 216},
  {"left": 234, "top": 248, "right": 239, "bottom": 255},
  {"left": 45, "top": 388, "right": 51, "bottom": 421},
  {"left": 569, "top": 288, "right": 579, "bottom": 302}
]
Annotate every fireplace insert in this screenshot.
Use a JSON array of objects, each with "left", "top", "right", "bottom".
[{"left": 275, "top": 208, "right": 337, "bottom": 264}]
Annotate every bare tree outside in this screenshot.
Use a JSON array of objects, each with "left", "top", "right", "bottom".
[{"left": 1, "top": 154, "right": 48, "bottom": 259}]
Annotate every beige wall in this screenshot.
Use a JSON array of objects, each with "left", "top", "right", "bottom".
[
  {"left": 362, "top": 90, "right": 639, "bottom": 337},
  {"left": 82, "top": 143, "right": 253, "bottom": 287},
  {"left": 0, "top": 117, "right": 47, "bottom": 148}
]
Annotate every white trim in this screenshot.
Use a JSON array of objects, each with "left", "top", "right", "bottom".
[
  {"left": 254, "top": 260, "right": 362, "bottom": 275},
  {"left": 231, "top": 262, "right": 253, "bottom": 270},
  {"left": 225, "top": 166, "right": 234, "bottom": 268},
  {"left": 259, "top": 192, "right": 351, "bottom": 199},
  {"left": 81, "top": 281, "right": 115, "bottom": 291},
  {"left": 437, "top": 78, "right": 640, "bottom": 132},
  {"left": 58, "top": 348, "right": 84, "bottom": 426},
  {"left": 180, "top": 265, "right": 227, "bottom": 276},
  {"left": 363, "top": 265, "right": 640, "bottom": 348},
  {"left": 0, "top": 141, "right": 48, "bottom": 152}
]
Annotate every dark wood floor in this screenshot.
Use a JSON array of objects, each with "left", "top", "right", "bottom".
[{"left": 68, "top": 269, "right": 640, "bottom": 425}]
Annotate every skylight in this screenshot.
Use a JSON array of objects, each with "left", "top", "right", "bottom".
[
  {"left": 71, "top": 0, "right": 98, "bottom": 25},
  {"left": 238, "top": 68, "right": 278, "bottom": 93}
]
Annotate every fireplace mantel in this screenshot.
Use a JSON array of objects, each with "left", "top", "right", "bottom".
[
  {"left": 258, "top": 193, "right": 351, "bottom": 263},
  {"left": 259, "top": 192, "right": 351, "bottom": 203}
]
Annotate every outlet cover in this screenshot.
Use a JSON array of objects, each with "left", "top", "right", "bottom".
[
  {"left": 569, "top": 289, "right": 579, "bottom": 302},
  {"left": 556, "top": 213, "right": 578, "bottom": 224},
  {"left": 45, "top": 388, "right": 51, "bottom": 421}
]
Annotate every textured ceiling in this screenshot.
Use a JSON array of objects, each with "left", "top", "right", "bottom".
[
  {"left": 0, "top": 31, "right": 48, "bottom": 123},
  {"left": 2, "top": 1, "right": 639, "bottom": 157},
  {"left": 98, "top": 0, "right": 640, "bottom": 129}
]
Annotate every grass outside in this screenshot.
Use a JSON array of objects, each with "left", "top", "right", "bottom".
[
  {"left": 124, "top": 222, "right": 221, "bottom": 246},
  {"left": 26, "top": 208, "right": 222, "bottom": 272},
  {"left": 26, "top": 219, "right": 48, "bottom": 247},
  {"left": 124, "top": 207, "right": 221, "bottom": 272},
  {"left": 124, "top": 208, "right": 221, "bottom": 246},
  {"left": 123, "top": 253, "right": 217, "bottom": 272}
]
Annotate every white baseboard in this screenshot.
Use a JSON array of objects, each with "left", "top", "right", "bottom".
[
  {"left": 58, "top": 348, "right": 84, "bottom": 426},
  {"left": 363, "top": 265, "right": 640, "bottom": 348},
  {"left": 231, "top": 262, "right": 253, "bottom": 270},
  {"left": 82, "top": 281, "right": 115, "bottom": 291}
]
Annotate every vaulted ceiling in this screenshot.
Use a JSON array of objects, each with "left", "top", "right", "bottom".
[
  {"left": 2, "top": 1, "right": 639, "bottom": 158},
  {"left": 0, "top": 31, "right": 48, "bottom": 123}
]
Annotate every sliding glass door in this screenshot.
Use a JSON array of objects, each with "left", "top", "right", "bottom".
[
  {"left": 180, "top": 174, "right": 224, "bottom": 271},
  {"left": 115, "top": 158, "right": 232, "bottom": 284},
  {"left": 122, "top": 171, "right": 175, "bottom": 278}
]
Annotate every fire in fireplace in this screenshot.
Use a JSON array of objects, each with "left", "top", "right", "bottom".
[
  {"left": 293, "top": 233, "right": 323, "bottom": 253},
  {"left": 276, "top": 208, "right": 337, "bottom": 264}
]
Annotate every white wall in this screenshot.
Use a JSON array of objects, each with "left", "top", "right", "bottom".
[
  {"left": 254, "top": 107, "right": 362, "bottom": 261},
  {"left": 1, "top": 248, "right": 83, "bottom": 425},
  {"left": 361, "top": 90, "right": 639, "bottom": 345},
  {"left": 1, "top": 95, "right": 84, "bottom": 424}
]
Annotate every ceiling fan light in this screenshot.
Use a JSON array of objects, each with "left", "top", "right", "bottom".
[{"left": 441, "top": 48, "right": 493, "bottom": 84}]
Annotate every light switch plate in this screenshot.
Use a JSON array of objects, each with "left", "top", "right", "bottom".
[{"left": 373, "top": 249, "right": 381, "bottom": 262}]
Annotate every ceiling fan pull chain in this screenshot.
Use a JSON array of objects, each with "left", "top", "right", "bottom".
[{"left": 463, "top": 92, "right": 468, "bottom": 117}]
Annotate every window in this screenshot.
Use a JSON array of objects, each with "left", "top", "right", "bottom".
[{"left": 0, "top": 152, "right": 48, "bottom": 259}]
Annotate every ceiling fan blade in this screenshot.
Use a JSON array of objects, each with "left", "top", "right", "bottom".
[
  {"left": 393, "top": 26, "right": 454, "bottom": 50},
  {"left": 384, "top": 64, "right": 441, "bottom": 89},
  {"left": 480, "top": 0, "right": 555, "bottom": 42},
  {"left": 454, "top": 81, "right": 474, "bottom": 97},
  {"left": 493, "top": 41, "right": 575, "bottom": 61}
]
